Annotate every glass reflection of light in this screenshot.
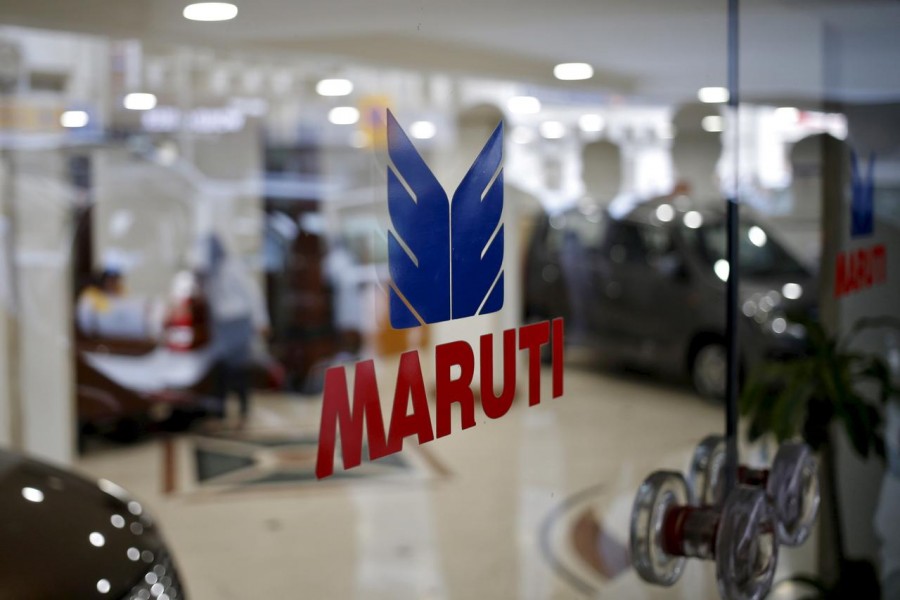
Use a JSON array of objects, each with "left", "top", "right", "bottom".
[
  {"left": 151, "top": 583, "right": 165, "bottom": 597},
  {"left": 142, "top": 550, "right": 155, "bottom": 563},
  {"left": 748, "top": 225, "right": 767, "bottom": 247},
  {"left": 410, "top": 120, "right": 437, "bottom": 140},
  {"left": 131, "top": 522, "right": 145, "bottom": 535},
  {"left": 782, "top": 283, "right": 803, "bottom": 300},
  {"left": 772, "top": 317, "right": 788, "bottom": 334},
  {"left": 111, "top": 514, "right": 126, "bottom": 529},
  {"left": 742, "top": 300, "right": 757, "bottom": 317},
  {"left": 328, "top": 106, "right": 359, "bottom": 125},
  {"left": 507, "top": 96, "right": 541, "bottom": 115},
  {"left": 655, "top": 204, "right": 675, "bottom": 223},
  {"left": 89, "top": 532, "right": 106, "bottom": 547},
  {"left": 578, "top": 114, "right": 604, "bottom": 133},
  {"left": 21, "top": 487, "right": 44, "bottom": 503},
  {"left": 683, "top": 211, "right": 703, "bottom": 229},
  {"left": 97, "top": 578, "right": 111, "bottom": 594},
  {"left": 128, "top": 501, "right": 143, "bottom": 516},
  {"left": 714, "top": 259, "right": 730, "bottom": 282},
  {"left": 145, "top": 572, "right": 159, "bottom": 585},
  {"left": 127, "top": 547, "right": 141, "bottom": 561}
]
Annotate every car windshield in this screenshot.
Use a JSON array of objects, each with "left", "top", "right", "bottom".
[{"left": 686, "top": 220, "right": 808, "bottom": 278}]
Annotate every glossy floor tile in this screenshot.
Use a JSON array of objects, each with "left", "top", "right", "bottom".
[{"left": 76, "top": 361, "right": 814, "bottom": 599}]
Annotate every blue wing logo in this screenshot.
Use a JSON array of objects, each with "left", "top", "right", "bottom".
[
  {"left": 387, "top": 110, "right": 504, "bottom": 329},
  {"left": 850, "top": 150, "right": 875, "bottom": 238}
]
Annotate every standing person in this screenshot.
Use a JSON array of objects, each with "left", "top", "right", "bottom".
[{"left": 203, "top": 234, "right": 270, "bottom": 426}]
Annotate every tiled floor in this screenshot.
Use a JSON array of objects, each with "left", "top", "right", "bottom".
[{"left": 76, "top": 361, "right": 815, "bottom": 599}]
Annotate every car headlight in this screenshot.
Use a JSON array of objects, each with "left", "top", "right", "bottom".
[{"left": 742, "top": 292, "right": 806, "bottom": 339}]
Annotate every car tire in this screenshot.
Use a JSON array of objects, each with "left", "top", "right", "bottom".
[{"left": 691, "top": 342, "right": 727, "bottom": 399}]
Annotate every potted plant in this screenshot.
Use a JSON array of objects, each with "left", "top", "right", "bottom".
[{"left": 740, "top": 317, "right": 899, "bottom": 598}]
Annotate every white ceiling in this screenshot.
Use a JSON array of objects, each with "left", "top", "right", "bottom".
[{"left": 0, "top": 0, "right": 898, "bottom": 104}]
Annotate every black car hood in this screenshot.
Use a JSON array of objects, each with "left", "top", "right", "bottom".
[{"left": 0, "top": 450, "right": 165, "bottom": 600}]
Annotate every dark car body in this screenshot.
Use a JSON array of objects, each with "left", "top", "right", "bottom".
[
  {"left": 524, "top": 196, "right": 817, "bottom": 397},
  {"left": 0, "top": 449, "right": 186, "bottom": 599}
]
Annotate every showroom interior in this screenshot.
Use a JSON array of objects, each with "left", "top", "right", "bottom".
[{"left": 0, "top": 1, "right": 898, "bottom": 598}]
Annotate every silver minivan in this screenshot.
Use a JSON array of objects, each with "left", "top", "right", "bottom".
[{"left": 524, "top": 196, "right": 817, "bottom": 397}]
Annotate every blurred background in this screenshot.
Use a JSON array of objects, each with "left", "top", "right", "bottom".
[{"left": 0, "top": 1, "right": 898, "bottom": 598}]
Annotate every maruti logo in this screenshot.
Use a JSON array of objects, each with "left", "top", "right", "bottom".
[
  {"left": 386, "top": 110, "right": 504, "bottom": 329},
  {"left": 851, "top": 150, "right": 875, "bottom": 238}
]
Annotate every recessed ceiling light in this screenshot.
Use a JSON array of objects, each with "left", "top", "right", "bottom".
[
  {"left": 123, "top": 93, "right": 157, "bottom": 111},
  {"left": 701, "top": 115, "right": 723, "bottom": 133},
  {"left": 774, "top": 106, "right": 800, "bottom": 123},
  {"left": 698, "top": 87, "right": 729, "bottom": 103},
  {"left": 554, "top": 62, "right": 593, "bottom": 81},
  {"left": 539, "top": 121, "right": 566, "bottom": 139},
  {"left": 578, "top": 114, "right": 604, "bottom": 133},
  {"left": 60, "top": 110, "right": 89, "bottom": 128},
  {"left": 507, "top": 96, "right": 541, "bottom": 115},
  {"left": 183, "top": 2, "right": 238, "bottom": 22},
  {"left": 410, "top": 121, "right": 436, "bottom": 140},
  {"left": 328, "top": 106, "right": 359, "bottom": 125},
  {"left": 316, "top": 78, "right": 353, "bottom": 97}
]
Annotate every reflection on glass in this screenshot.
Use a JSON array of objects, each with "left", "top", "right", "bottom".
[
  {"left": 748, "top": 225, "right": 768, "bottom": 247},
  {"left": 683, "top": 211, "right": 703, "bottom": 229},
  {"left": 96, "top": 579, "right": 111, "bottom": 594},
  {"left": 782, "top": 283, "right": 803, "bottom": 300},
  {"left": 111, "top": 514, "right": 126, "bottom": 528},
  {"left": 714, "top": 259, "right": 730, "bottom": 282},
  {"left": 21, "top": 487, "right": 44, "bottom": 503},
  {"left": 127, "top": 547, "right": 141, "bottom": 561},
  {"left": 127, "top": 501, "right": 143, "bottom": 516},
  {"left": 655, "top": 204, "right": 675, "bottom": 223},
  {"left": 89, "top": 532, "right": 106, "bottom": 547}
]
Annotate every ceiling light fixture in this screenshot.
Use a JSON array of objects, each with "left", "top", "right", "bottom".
[
  {"left": 578, "top": 114, "right": 604, "bottom": 133},
  {"left": 410, "top": 120, "right": 437, "bottom": 140},
  {"left": 123, "top": 93, "right": 157, "bottom": 111},
  {"left": 328, "top": 106, "right": 359, "bottom": 125},
  {"left": 507, "top": 96, "right": 541, "bottom": 115},
  {"left": 698, "top": 87, "right": 729, "bottom": 104},
  {"left": 316, "top": 78, "right": 353, "bottom": 97},
  {"left": 554, "top": 62, "right": 593, "bottom": 81},
  {"left": 701, "top": 115, "right": 723, "bottom": 133},
  {"left": 60, "top": 110, "right": 89, "bottom": 128},
  {"left": 183, "top": 2, "right": 238, "bottom": 22},
  {"left": 539, "top": 121, "right": 566, "bottom": 139}
]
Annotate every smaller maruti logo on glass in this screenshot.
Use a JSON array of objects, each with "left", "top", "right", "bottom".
[
  {"left": 850, "top": 150, "right": 875, "bottom": 238},
  {"left": 386, "top": 110, "right": 504, "bottom": 329}
]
